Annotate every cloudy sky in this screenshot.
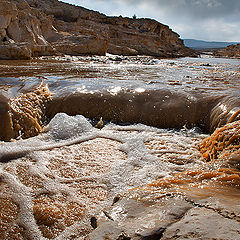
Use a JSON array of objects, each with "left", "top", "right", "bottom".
[{"left": 61, "top": 0, "right": 240, "bottom": 42}]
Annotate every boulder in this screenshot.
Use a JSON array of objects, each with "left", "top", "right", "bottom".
[
  {"left": 162, "top": 207, "right": 240, "bottom": 240},
  {"left": 0, "top": 43, "right": 32, "bottom": 60}
]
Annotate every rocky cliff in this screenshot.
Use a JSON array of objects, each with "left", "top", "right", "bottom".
[
  {"left": 0, "top": 0, "right": 195, "bottom": 59},
  {"left": 214, "top": 44, "right": 240, "bottom": 58}
]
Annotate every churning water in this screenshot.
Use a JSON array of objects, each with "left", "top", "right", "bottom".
[{"left": 0, "top": 55, "right": 239, "bottom": 239}]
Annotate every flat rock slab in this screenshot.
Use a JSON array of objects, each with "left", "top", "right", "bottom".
[
  {"left": 162, "top": 207, "right": 240, "bottom": 240},
  {"left": 89, "top": 195, "right": 240, "bottom": 240},
  {"left": 88, "top": 197, "right": 192, "bottom": 239}
]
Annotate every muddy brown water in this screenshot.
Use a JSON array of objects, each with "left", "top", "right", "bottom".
[
  {"left": 0, "top": 55, "right": 239, "bottom": 239},
  {"left": 0, "top": 55, "right": 239, "bottom": 132}
]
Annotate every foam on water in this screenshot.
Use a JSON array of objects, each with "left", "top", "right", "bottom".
[
  {"left": 0, "top": 55, "right": 239, "bottom": 238},
  {"left": 48, "top": 113, "right": 93, "bottom": 140},
  {"left": 0, "top": 113, "right": 209, "bottom": 239}
]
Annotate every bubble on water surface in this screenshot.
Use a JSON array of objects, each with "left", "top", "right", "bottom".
[{"left": 48, "top": 113, "right": 93, "bottom": 140}]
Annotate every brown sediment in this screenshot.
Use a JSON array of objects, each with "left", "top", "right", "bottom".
[
  {"left": 0, "top": 83, "right": 53, "bottom": 141},
  {"left": 0, "top": 138, "right": 126, "bottom": 239},
  {"left": 199, "top": 120, "right": 240, "bottom": 163},
  {"left": 33, "top": 195, "right": 85, "bottom": 239},
  {"left": 147, "top": 169, "right": 240, "bottom": 189},
  {"left": 0, "top": 195, "right": 24, "bottom": 240}
]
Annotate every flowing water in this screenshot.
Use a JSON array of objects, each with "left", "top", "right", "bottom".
[{"left": 0, "top": 55, "right": 239, "bottom": 239}]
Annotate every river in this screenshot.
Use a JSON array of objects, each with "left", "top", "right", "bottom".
[{"left": 0, "top": 55, "right": 239, "bottom": 239}]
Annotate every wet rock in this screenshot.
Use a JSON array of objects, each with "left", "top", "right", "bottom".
[
  {"left": 88, "top": 221, "right": 129, "bottom": 240},
  {"left": 89, "top": 164, "right": 240, "bottom": 239},
  {"left": 161, "top": 207, "right": 240, "bottom": 240},
  {"left": 90, "top": 197, "right": 192, "bottom": 239}
]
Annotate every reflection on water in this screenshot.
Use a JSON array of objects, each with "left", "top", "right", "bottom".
[
  {"left": 0, "top": 55, "right": 239, "bottom": 239},
  {"left": 0, "top": 55, "right": 239, "bottom": 98}
]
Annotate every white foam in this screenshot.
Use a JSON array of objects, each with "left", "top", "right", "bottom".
[
  {"left": 48, "top": 113, "right": 93, "bottom": 140},
  {"left": 0, "top": 113, "right": 205, "bottom": 239}
]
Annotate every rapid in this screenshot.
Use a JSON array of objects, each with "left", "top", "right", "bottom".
[{"left": 0, "top": 54, "right": 239, "bottom": 239}]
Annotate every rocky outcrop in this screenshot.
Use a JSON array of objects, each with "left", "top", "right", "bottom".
[
  {"left": 52, "top": 35, "right": 108, "bottom": 56},
  {"left": 0, "top": 0, "right": 59, "bottom": 59},
  {"left": 0, "top": 43, "right": 32, "bottom": 59},
  {"left": 214, "top": 44, "right": 240, "bottom": 58},
  {"left": 0, "top": 0, "right": 195, "bottom": 59},
  {"left": 89, "top": 166, "right": 240, "bottom": 240}
]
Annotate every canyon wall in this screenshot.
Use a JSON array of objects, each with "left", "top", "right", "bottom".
[{"left": 0, "top": 0, "right": 195, "bottom": 59}]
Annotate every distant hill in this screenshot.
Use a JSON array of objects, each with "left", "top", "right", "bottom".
[{"left": 183, "top": 39, "right": 239, "bottom": 50}]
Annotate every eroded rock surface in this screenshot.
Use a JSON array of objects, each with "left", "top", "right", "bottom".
[
  {"left": 90, "top": 168, "right": 240, "bottom": 240},
  {"left": 0, "top": 0, "right": 195, "bottom": 59}
]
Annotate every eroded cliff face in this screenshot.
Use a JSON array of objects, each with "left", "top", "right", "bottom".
[
  {"left": 0, "top": 0, "right": 59, "bottom": 59},
  {"left": 214, "top": 44, "right": 240, "bottom": 59},
  {"left": 0, "top": 0, "right": 195, "bottom": 59}
]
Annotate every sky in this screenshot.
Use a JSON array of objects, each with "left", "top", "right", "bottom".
[{"left": 61, "top": 0, "right": 240, "bottom": 42}]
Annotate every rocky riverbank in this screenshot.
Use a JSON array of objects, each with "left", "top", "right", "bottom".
[
  {"left": 214, "top": 44, "right": 240, "bottom": 59},
  {"left": 0, "top": 0, "right": 196, "bottom": 59}
]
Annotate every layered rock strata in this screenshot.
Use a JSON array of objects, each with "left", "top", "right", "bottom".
[{"left": 0, "top": 0, "right": 195, "bottom": 59}]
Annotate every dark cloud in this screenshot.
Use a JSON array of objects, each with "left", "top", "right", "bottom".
[{"left": 123, "top": 0, "right": 240, "bottom": 20}]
